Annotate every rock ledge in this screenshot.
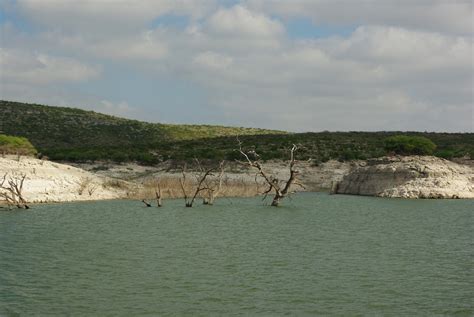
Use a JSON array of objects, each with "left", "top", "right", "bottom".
[{"left": 335, "top": 156, "right": 474, "bottom": 199}]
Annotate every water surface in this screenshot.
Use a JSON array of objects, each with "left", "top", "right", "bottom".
[{"left": 1, "top": 193, "right": 473, "bottom": 316}]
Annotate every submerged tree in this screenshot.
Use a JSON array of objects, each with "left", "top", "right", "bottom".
[
  {"left": 195, "top": 159, "right": 226, "bottom": 205},
  {"left": 155, "top": 181, "right": 163, "bottom": 207},
  {"left": 143, "top": 178, "right": 163, "bottom": 207},
  {"left": 179, "top": 163, "right": 214, "bottom": 207},
  {"left": 0, "top": 173, "right": 29, "bottom": 209},
  {"left": 237, "top": 138, "right": 305, "bottom": 206}
]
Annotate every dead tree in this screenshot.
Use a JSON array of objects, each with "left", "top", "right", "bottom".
[
  {"left": 195, "top": 159, "right": 226, "bottom": 205},
  {"left": 155, "top": 181, "right": 163, "bottom": 207},
  {"left": 205, "top": 161, "right": 226, "bottom": 205},
  {"left": 0, "top": 173, "right": 30, "bottom": 209},
  {"left": 179, "top": 163, "right": 214, "bottom": 207},
  {"left": 141, "top": 179, "right": 163, "bottom": 208},
  {"left": 237, "top": 139, "right": 305, "bottom": 206}
]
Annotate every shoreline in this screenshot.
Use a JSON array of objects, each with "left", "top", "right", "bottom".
[{"left": 1, "top": 155, "right": 473, "bottom": 206}]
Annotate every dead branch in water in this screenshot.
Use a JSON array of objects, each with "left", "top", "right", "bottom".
[
  {"left": 179, "top": 163, "right": 215, "bottom": 207},
  {"left": 236, "top": 137, "right": 305, "bottom": 206},
  {"left": 155, "top": 181, "right": 162, "bottom": 207},
  {"left": 0, "top": 173, "right": 29, "bottom": 209},
  {"left": 195, "top": 159, "right": 226, "bottom": 205}
]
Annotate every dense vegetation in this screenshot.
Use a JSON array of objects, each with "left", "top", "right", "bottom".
[
  {"left": 146, "top": 132, "right": 472, "bottom": 163},
  {"left": 0, "top": 134, "right": 37, "bottom": 156},
  {"left": 0, "top": 100, "right": 283, "bottom": 148},
  {"left": 1, "top": 100, "right": 473, "bottom": 164},
  {"left": 384, "top": 135, "right": 437, "bottom": 156}
]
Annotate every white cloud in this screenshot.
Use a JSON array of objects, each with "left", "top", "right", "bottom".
[
  {"left": 178, "top": 24, "right": 472, "bottom": 131},
  {"left": 193, "top": 51, "right": 233, "bottom": 69},
  {"left": 0, "top": 48, "right": 101, "bottom": 85},
  {"left": 1, "top": 1, "right": 472, "bottom": 132},
  {"left": 56, "top": 30, "right": 169, "bottom": 61},
  {"left": 15, "top": 0, "right": 217, "bottom": 33},
  {"left": 246, "top": 0, "right": 473, "bottom": 35},
  {"left": 207, "top": 5, "right": 284, "bottom": 37},
  {"left": 329, "top": 26, "right": 471, "bottom": 65}
]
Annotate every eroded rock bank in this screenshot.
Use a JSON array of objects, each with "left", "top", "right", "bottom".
[
  {"left": 0, "top": 156, "right": 133, "bottom": 203},
  {"left": 335, "top": 156, "right": 474, "bottom": 198},
  {"left": 74, "top": 159, "right": 354, "bottom": 192},
  {"left": 2, "top": 155, "right": 472, "bottom": 205}
]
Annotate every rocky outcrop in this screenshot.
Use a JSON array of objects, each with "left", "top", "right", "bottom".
[
  {"left": 0, "top": 156, "right": 133, "bottom": 203},
  {"left": 335, "top": 156, "right": 474, "bottom": 199}
]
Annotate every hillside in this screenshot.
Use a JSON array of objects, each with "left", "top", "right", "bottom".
[
  {"left": 0, "top": 100, "right": 283, "bottom": 148},
  {"left": 1, "top": 100, "right": 473, "bottom": 164}
]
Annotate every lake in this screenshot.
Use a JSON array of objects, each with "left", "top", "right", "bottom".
[{"left": 0, "top": 193, "right": 472, "bottom": 316}]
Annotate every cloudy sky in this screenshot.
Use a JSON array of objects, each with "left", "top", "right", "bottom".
[{"left": 0, "top": 0, "right": 472, "bottom": 132}]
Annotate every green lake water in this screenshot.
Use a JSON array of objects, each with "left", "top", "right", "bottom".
[{"left": 0, "top": 193, "right": 473, "bottom": 316}]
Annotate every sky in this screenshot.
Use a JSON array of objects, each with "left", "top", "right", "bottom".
[{"left": 0, "top": 0, "right": 472, "bottom": 132}]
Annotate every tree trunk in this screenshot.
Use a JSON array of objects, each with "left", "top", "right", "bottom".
[
  {"left": 271, "top": 194, "right": 283, "bottom": 206},
  {"left": 237, "top": 139, "right": 304, "bottom": 207},
  {"left": 208, "top": 196, "right": 215, "bottom": 205},
  {"left": 155, "top": 189, "right": 162, "bottom": 207}
]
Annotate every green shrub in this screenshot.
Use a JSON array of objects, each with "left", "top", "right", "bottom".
[
  {"left": 0, "top": 134, "right": 37, "bottom": 155},
  {"left": 384, "top": 135, "right": 436, "bottom": 155},
  {"left": 435, "top": 149, "right": 455, "bottom": 159}
]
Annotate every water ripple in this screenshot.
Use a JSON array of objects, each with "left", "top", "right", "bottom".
[{"left": 1, "top": 194, "right": 473, "bottom": 316}]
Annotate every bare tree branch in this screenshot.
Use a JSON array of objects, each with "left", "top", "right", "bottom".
[
  {"left": 141, "top": 199, "right": 152, "bottom": 207},
  {"left": 202, "top": 160, "right": 226, "bottom": 205},
  {"left": 0, "top": 173, "right": 29, "bottom": 209},
  {"left": 179, "top": 163, "right": 189, "bottom": 204},
  {"left": 179, "top": 162, "right": 217, "bottom": 207},
  {"left": 236, "top": 138, "right": 304, "bottom": 207}
]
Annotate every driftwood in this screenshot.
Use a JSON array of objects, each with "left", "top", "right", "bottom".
[
  {"left": 0, "top": 173, "right": 30, "bottom": 209},
  {"left": 237, "top": 138, "right": 305, "bottom": 206},
  {"left": 141, "top": 199, "right": 152, "bottom": 207}
]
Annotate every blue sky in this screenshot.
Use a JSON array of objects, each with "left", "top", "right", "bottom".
[{"left": 0, "top": 0, "right": 472, "bottom": 132}]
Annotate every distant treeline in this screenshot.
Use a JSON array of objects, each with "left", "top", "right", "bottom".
[
  {"left": 44, "top": 132, "right": 473, "bottom": 165},
  {"left": 1, "top": 100, "right": 472, "bottom": 165}
]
